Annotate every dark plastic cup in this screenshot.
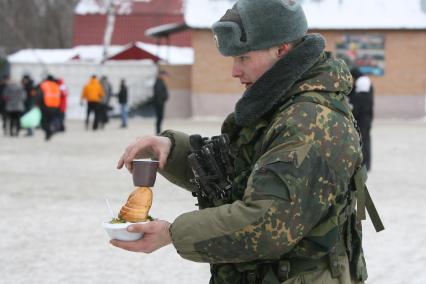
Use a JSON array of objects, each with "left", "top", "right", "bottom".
[{"left": 132, "top": 159, "right": 159, "bottom": 187}]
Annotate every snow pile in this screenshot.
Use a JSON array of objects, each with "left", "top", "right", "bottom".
[{"left": 184, "top": 0, "right": 426, "bottom": 29}]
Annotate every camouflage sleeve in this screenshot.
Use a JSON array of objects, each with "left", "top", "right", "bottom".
[
  {"left": 158, "top": 130, "right": 197, "bottom": 192},
  {"left": 170, "top": 140, "right": 337, "bottom": 263}
]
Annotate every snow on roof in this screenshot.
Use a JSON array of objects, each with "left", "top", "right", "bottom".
[
  {"left": 75, "top": 0, "right": 134, "bottom": 15},
  {"left": 75, "top": 0, "right": 102, "bottom": 15},
  {"left": 145, "top": 22, "right": 188, "bottom": 37},
  {"left": 72, "top": 45, "right": 125, "bottom": 62},
  {"left": 184, "top": 0, "right": 231, "bottom": 29},
  {"left": 7, "top": 49, "right": 79, "bottom": 64},
  {"left": 7, "top": 46, "right": 126, "bottom": 64},
  {"left": 75, "top": 0, "right": 183, "bottom": 15},
  {"left": 184, "top": 0, "right": 426, "bottom": 30},
  {"left": 8, "top": 43, "right": 193, "bottom": 65},
  {"left": 135, "top": 42, "right": 193, "bottom": 64}
]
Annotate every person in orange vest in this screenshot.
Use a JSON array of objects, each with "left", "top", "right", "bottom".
[
  {"left": 80, "top": 75, "right": 104, "bottom": 130},
  {"left": 39, "top": 75, "right": 61, "bottom": 141}
]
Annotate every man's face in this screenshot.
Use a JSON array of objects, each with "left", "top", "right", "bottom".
[{"left": 232, "top": 49, "right": 279, "bottom": 89}]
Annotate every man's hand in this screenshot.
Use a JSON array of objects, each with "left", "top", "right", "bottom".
[
  {"left": 110, "top": 220, "right": 172, "bottom": 253},
  {"left": 117, "top": 136, "right": 172, "bottom": 172}
]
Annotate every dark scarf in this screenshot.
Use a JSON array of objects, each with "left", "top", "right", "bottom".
[{"left": 234, "top": 33, "right": 325, "bottom": 127}]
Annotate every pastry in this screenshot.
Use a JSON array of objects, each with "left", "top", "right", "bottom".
[{"left": 118, "top": 187, "right": 153, "bottom": 222}]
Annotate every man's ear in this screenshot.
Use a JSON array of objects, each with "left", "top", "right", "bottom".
[{"left": 276, "top": 43, "right": 291, "bottom": 58}]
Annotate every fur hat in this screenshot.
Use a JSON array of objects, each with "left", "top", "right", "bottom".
[{"left": 212, "top": 0, "right": 308, "bottom": 56}]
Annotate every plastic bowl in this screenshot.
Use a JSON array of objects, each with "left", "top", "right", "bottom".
[{"left": 102, "top": 221, "right": 148, "bottom": 241}]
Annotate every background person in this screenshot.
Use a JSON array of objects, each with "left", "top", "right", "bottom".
[
  {"left": 57, "top": 78, "right": 68, "bottom": 132},
  {"left": 38, "top": 75, "right": 61, "bottom": 141},
  {"left": 112, "top": 1, "right": 382, "bottom": 283},
  {"left": 349, "top": 68, "right": 374, "bottom": 171},
  {"left": 81, "top": 75, "right": 104, "bottom": 131},
  {"left": 100, "top": 75, "right": 113, "bottom": 129},
  {"left": 153, "top": 70, "right": 169, "bottom": 134},
  {"left": 0, "top": 75, "right": 7, "bottom": 135},
  {"left": 117, "top": 79, "right": 128, "bottom": 128},
  {"left": 21, "top": 74, "right": 36, "bottom": 136},
  {"left": 3, "top": 75, "right": 26, "bottom": 137}
]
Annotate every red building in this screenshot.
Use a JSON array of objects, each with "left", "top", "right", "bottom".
[{"left": 72, "top": 0, "right": 191, "bottom": 47}]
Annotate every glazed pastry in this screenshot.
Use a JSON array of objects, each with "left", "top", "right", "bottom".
[{"left": 119, "top": 187, "right": 153, "bottom": 222}]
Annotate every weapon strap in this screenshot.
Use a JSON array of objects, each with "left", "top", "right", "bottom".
[{"left": 353, "top": 165, "right": 385, "bottom": 232}]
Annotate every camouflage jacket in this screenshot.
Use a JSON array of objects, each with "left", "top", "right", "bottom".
[{"left": 160, "top": 34, "right": 364, "bottom": 282}]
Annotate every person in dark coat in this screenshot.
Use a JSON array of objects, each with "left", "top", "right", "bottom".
[
  {"left": 21, "top": 74, "right": 36, "bottom": 136},
  {"left": 99, "top": 75, "right": 113, "bottom": 129},
  {"left": 348, "top": 68, "right": 374, "bottom": 171},
  {"left": 0, "top": 75, "right": 8, "bottom": 135},
  {"left": 153, "top": 70, "right": 169, "bottom": 134},
  {"left": 117, "top": 79, "right": 128, "bottom": 128}
]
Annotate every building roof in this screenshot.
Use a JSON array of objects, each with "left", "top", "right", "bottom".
[
  {"left": 72, "top": 14, "right": 191, "bottom": 47},
  {"left": 73, "top": 0, "right": 191, "bottom": 47},
  {"left": 184, "top": 0, "right": 426, "bottom": 30},
  {"left": 108, "top": 43, "right": 161, "bottom": 62}
]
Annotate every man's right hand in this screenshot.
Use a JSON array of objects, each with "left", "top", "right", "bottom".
[
  {"left": 110, "top": 220, "right": 172, "bottom": 253},
  {"left": 117, "top": 136, "right": 172, "bottom": 172}
]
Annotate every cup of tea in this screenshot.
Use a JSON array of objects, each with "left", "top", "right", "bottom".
[{"left": 132, "top": 159, "right": 159, "bottom": 187}]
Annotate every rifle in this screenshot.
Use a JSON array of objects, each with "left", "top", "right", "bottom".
[{"left": 187, "top": 134, "right": 234, "bottom": 208}]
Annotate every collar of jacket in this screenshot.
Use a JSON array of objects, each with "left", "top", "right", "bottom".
[{"left": 234, "top": 33, "right": 325, "bottom": 127}]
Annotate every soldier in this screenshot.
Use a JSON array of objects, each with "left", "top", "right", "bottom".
[{"left": 113, "top": 1, "right": 383, "bottom": 283}]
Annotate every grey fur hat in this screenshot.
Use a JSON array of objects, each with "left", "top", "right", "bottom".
[{"left": 212, "top": 0, "right": 308, "bottom": 56}]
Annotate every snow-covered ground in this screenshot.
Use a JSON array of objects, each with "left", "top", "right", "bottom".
[{"left": 0, "top": 118, "right": 425, "bottom": 284}]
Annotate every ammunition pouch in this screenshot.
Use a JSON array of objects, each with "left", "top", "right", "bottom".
[{"left": 211, "top": 253, "right": 339, "bottom": 284}]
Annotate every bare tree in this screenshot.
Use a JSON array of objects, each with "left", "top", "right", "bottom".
[{"left": 0, "top": 0, "right": 80, "bottom": 54}]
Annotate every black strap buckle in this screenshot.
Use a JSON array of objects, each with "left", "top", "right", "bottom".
[{"left": 277, "top": 260, "right": 290, "bottom": 281}]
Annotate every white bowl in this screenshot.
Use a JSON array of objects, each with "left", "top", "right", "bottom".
[{"left": 102, "top": 221, "right": 148, "bottom": 241}]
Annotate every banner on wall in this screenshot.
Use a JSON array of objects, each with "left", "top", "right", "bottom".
[{"left": 336, "top": 34, "right": 385, "bottom": 76}]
